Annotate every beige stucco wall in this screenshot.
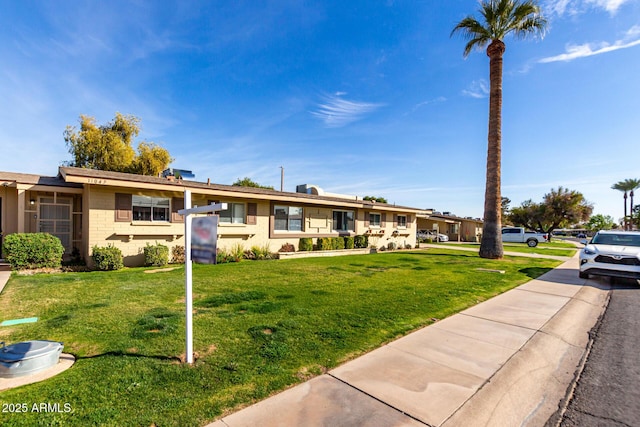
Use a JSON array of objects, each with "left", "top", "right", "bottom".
[
  {"left": 84, "top": 188, "right": 417, "bottom": 266},
  {"left": 86, "top": 187, "right": 186, "bottom": 266}
]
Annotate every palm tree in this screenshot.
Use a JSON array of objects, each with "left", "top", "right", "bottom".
[
  {"left": 452, "top": 0, "right": 546, "bottom": 259},
  {"left": 612, "top": 178, "right": 640, "bottom": 230}
]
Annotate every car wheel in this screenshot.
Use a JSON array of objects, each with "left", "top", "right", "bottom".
[
  {"left": 579, "top": 271, "right": 588, "bottom": 279},
  {"left": 527, "top": 239, "right": 538, "bottom": 247}
]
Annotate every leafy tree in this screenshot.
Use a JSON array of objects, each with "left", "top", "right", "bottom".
[
  {"left": 585, "top": 214, "right": 616, "bottom": 232},
  {"left": 363, "top": 196, "right": 388, "bottom": 203},
  {"left": 232, "top": 177, "right": 274, "bottom": 190},
  {"left": 501, "top": 197, "right": 512, "bottom": 223},
  {"left": 611, "top": 178, "right": 640, "bottom": 230},
  {"left": 64, "top": 113, "right": 172, "bottom": 176},
  {"left": 632, "top": 204, "right": 640, "bottom": 230},
  {"left": 508, "top": 187, "right": 593, "bottom": 237},
  {"left": 451, "top": 0, "right": 547, "bottom": 259},
  {"left": 130, "top": 142, "right": 173, "bottom": 176}
]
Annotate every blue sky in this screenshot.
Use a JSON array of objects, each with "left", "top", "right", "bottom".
[{"left": 1, "top": 0, "right": 639, "bottom": 222}]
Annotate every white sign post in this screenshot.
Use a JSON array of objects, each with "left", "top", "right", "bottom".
[{"left": 178, "top": 189, "right": 227, "bottom": 364}]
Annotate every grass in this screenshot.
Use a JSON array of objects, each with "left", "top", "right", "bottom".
[
  {"left": 0, "top": 248, "right": 561, "bottom": 427},
  {"left": 442, "top": 241, "right": 577, "bottom": 257}
]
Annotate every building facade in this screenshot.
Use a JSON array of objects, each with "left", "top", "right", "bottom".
[{"left": 1, "top": 167, "right": 420, "bottom": 266}]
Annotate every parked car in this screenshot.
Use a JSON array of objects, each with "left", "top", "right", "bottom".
[
  {"left": 579, "top": 230, "right": 640, "bottom": 281},
  {"left": 416, "top": 230, "right": 449, "bottom": 242},
  {"left": 576, "top": 232, "right": 587, "bottom": 239},
  {"left": 501, "top": 227, "right": 548, "bottom": 247}
]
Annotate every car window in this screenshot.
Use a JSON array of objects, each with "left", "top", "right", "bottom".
[{"left": 592, "top": 234, "right": 640, "bottom": 246}]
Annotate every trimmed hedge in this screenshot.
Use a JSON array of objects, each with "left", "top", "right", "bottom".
[
  {"left": 315, "top": 237, "right": 332, "bottom": 251},
  {"left": 354, "top": 235, "right": 368, "bottom": 248},
  {"left": 299, "top": 238, "right": 313, "bottom": 252},
  {"left": 345, "top": 236, "right": 355, "bottom": 249},
  {"left": 92, "top": 245, "right": 124, "bottom": 271},
  {"left": 331, "top": 237, "right": 345, "bottom": 250},
  {"left": 144, "top": 243, "right": 169, "bottom": 267},
  {"left": 3, "top": 233, "right": 64, "bottom": 270}
]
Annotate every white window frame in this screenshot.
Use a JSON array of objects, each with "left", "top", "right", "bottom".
[
  {"left": 397, "top": 215, "right": 407, "bottom": 228},
  {"left": 132, "top": 196, "right": 170, "bottom": 222}
]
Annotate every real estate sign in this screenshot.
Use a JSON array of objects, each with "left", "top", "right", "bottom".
[{"left": 191, "top": 216, "right": 218, "bottom": 264}]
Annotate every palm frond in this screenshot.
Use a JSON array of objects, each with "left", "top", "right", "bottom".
[{"left": 452, "top": 0, "right": 547, "bottom": 54}]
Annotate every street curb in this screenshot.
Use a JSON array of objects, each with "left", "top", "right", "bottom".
[{"left": 545, "top": 289, "right": 612, "bottom": 427}]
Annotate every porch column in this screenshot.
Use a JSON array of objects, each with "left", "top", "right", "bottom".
[{"left": 16, "top": 185, "right": 26, "bottom": 233}]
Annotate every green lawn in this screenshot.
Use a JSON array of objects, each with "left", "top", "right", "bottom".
[
  {"left": 0, "top": 249, "right": 561, "bottom": 427},
  {"left": 441, "top": 241, "right": 577, "bottom": 257}
]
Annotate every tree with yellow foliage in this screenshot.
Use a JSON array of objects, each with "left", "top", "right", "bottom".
[{"left": 64, "top": 113, "right": 173, "bottom": 176}]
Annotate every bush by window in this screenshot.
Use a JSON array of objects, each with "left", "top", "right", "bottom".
[
  {"left": 144, "top": 243, "right": 169, "bottom": 267},
  {"left": 92, "top": 245, "right": 124, "bottom": 271}
]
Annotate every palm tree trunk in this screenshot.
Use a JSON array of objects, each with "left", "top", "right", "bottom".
[
  {"left": 479, "top": 40, "right": 505, "bottom": 259},
  {"left": 624, "top": 191, "right": 628, "bottom": 230}
]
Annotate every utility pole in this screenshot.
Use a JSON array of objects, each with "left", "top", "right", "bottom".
[{"left": 280, "top": 166, "right": 284, "bottom": 192}]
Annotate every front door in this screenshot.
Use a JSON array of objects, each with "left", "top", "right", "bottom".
[{"left": 39, "top": 196, "right": 72, "bottom": 255}]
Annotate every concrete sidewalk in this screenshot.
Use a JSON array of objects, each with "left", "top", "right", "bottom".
[{"left": 208, "top": 255, "right": 609, "bottom": 427}]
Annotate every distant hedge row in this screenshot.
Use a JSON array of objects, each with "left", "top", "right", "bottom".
[{"left": 298, "top": 235, "right": 368, "bottom": 252}]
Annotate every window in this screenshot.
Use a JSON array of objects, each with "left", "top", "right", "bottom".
[
  {"left": 274, "top": 205, "right": 303, "bottom": 231},
  {"left": 333, "top": 210, "right": 354, "bottom": 231},
  {"left": 219, "top": 203, "right": 245, "bottom": 224},
  {"left": 502, "top": 228, "right": 520, "bottom": 234},
  {"left": 132, "top": 196, "right": 170, "bottom": 222},
  {"left": 369, "top": 213, "right": 381, "bottom": 227},
  {"left": 397, "top": 215, "right": 407, "bottom": 228}
]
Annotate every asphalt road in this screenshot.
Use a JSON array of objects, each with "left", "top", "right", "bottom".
[{"left": 558, "top": 278, "right": 640, "bottom": 427}]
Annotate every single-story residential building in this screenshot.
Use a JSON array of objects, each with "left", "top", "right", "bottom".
[
  {"left": 416, "top": 210, "right": 483, "bottom": 242},
  {"left": 0, "top": 167, "right": 421, "bottom": 266}
]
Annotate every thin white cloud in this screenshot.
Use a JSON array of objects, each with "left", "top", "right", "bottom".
[
  {"left": 539, "top": 25, "right": 640, "bottom": 62},
  {"left": 462, "top": 80, "right": 489, "bottom": 99},
  {"left": 311, "top": 94, "right": 385, "bottom": 128},
  {"left": 544, "top": 0, "right": 633, "bottom": 15},
  {"left": 407, "top": 97, "right": 447, "bottom": 115}
]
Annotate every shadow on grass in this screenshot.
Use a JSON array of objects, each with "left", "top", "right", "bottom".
[
  {"left": 76, "top": 350, "right": 181, "bottom": 362},
  {"left": 519, "top": 267, "right": 554, "bottom": 279}
]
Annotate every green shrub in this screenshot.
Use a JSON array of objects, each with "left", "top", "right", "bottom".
[
  {"left": 216, "top": 250, "right": 232, "bottom": 264},
  {"left": 3, "top": 233, "right": 64, "bottom": 270},
  {"left": 316, "top": 237, "right": 332, "bottom": 251},
  {"left": 299, "top": 238, "right": 313, "bottom": 252},
  {"left": 230, "top": 244, "right": 245, "bottom": 262},
  {"left": 332, "top": 237, "right": 345, "bottom": 250},
  {"left": 354, "top": 235, "right": 368, "bottom": 248},
  {"left": 171, "top": 245, "right": 185, "bottom": 264},
  {"left": 345, "top": 236, "right": 354, "bottom": 249},
  {"left": 387, "top": 242, "right": 397, "bottom": 250},
  {"left": 246, "top": 245, "right": 273, "bottom": 260},
  {"left": 143, "top": 243, "right": 169, "bottom": 267},
  {"left": 92, "top": 245, "right": 124, "bottom": 271}
]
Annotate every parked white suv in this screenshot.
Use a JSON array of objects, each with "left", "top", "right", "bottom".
[{"left": 579, "top": 230, "right": 640, "bottom": 281}]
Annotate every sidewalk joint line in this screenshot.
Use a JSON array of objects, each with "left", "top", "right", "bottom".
[{"left": 327, "top": 373, "right": 434, "bottom": 427}]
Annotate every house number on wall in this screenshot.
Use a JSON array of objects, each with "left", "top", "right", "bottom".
[{"left": 86, "top": 179, "right": 107, "bottom": 184}]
